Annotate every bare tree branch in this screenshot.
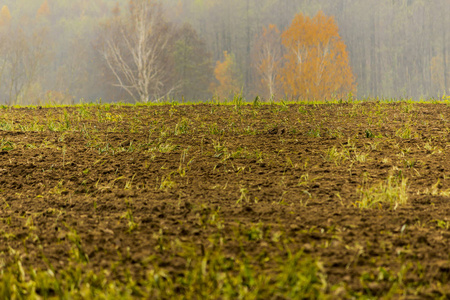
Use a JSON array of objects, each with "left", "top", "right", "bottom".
[{"left": 98, "top": 0, "right": 176, "bottom": 103}]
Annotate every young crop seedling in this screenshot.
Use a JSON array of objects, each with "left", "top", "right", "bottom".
[
  {"left": 0, "top": 139, "right": 14, "bottom": 152},
  {"left": 365, "top": 140, "right": 381, "bottom": 151},
  {"left": 124, "top": 174, "right": 136, "bottom": 190},
  {"left": 66, "top": 226, "right": 89, "bottom": 264},
  {"left": 420, "top": 179, "right": 450, "bottom": 197},
  {"left": 236, "top": 187, "right": 249, "bottom": 205},
  {"left": 174, "top": 117, "right": 191, "bottom": 135},
  {"left": 306, "top": 127, "right": 321, "bottom": 137},
  {"left": 322, "top": 147, "right": 341, "bottom": 165},
  {"left": 122, "top": 209, "right": 139, "bottom": 232},
  {"left": 212, "top": 139, "right": 227, "bottom": 158},
  {"left": 395, "top": 124, "right": 418, "bottom": 139},
  {"left": 159, "top": 174, "right": 176, "bottom": 191},
  {"left": 208, "top": 123, "right": 224, "bottom": 135},
  {"left": 355, "top": 176, "right": 408, "bottom": 210}
]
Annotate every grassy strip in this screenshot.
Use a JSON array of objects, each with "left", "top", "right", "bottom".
[
  {"left": 0, "top": 247, "right": 329, "bottom": 299},
  {"left": 4, "top": 94, "right": 450, "bottom": 110}
]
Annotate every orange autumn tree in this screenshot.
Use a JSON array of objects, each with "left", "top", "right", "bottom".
[
  {"left": 37, "top": 0, "right": 51, "bottom": 18},
  {"left": 211, "top": 51, "right": 242, "bottom": 98},
  {"left": 281, "top": 11, "right": 355, "bottom": 101},
  {"left": 252, "top": 24, "right": 282, "bottom": 100}
]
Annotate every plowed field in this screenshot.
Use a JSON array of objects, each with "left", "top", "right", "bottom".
[{"left": 0, "top": 101, "right": 449, "bottom": 298}]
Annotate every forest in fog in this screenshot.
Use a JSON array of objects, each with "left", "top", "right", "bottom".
[{"left": 0, "top": 0, "right": 448, "bottom": 104}]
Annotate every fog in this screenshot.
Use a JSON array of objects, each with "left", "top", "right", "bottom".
[{"left": 0, "top": 0, "right": 447, "bottom": 104}]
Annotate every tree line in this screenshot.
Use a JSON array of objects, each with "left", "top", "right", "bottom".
[
  {"left": 0, "top": 0, "right": 447, "bottom": 104},
  {"left": 168, "top": 0, "right": 450, "bottom": 100}
]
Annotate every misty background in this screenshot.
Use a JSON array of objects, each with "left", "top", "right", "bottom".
[{"left": 0, "top": 0, "right": 447, "bottom": 104}]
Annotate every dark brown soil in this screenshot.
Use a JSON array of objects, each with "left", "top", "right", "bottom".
[{"left": 0, "top": 102, "right": 449, "bottom": 297}]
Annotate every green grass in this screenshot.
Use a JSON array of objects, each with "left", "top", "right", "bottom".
[{"left": 0, "top": 225, "right": 333, "bottom": 299}]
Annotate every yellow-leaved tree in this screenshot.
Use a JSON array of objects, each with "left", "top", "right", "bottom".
[
  {"left": 0, "top": 5, "right": 11, "bottom": 27},
  {"left": 281, "top": 11, "right": 355, "bottom": 100},
  {"left": 211, "top": 51, "right": 242, "bottom": 99}
]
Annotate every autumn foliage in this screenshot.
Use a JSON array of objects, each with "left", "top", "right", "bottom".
[
  {"left": 212, "top": 51, "right": 242, "bottom": 98},
  {"left": 278, "top": 11, "right": 355, "bottom": 100},
  {"left": 37, "top": 0, "right": 51, "bottom": 18},
  {"left": 0, "top": 5, "right": 11, "bottom": 27}
]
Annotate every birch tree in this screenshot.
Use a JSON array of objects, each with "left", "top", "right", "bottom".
[
  {"left": 251, "top": 24, "right": 282, "bottom": 100},
  {"left": 99, "top": 0, "right": 175, "bottom": 103}
]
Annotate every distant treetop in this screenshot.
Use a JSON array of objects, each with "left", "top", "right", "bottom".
[
  {"left": 36, "top": 0, "right": 51, "bottom": 18},
  {"left": 0, "top": 5, "right": 12, "bottom": 26}
]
